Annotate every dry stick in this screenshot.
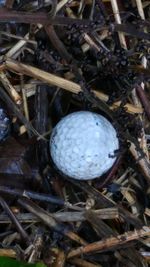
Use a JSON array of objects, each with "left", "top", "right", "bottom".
[
  {"left": 54, "top": 208, "right": 119, "bottom": 222},
  {"left": 0, "top": 31, "right": 36, "bottom": 44},
  {"left": 5, "top": 59, "right": 81, "bottom": 94},
  {"left": 56, "top": 0, "right": 72, "bottom": 13},
  {"left": 0, "top": 8, "right": 50, "bottom": 24},
  {"left": 118, "top": 204, "right": 143, "bottom": 228},
  {"left": 129, "top": 142, "right": 150, "bottom": 182},
  {"left": 121, "top": 188, "right": 138, "bottom": 216},
  {"left": 53, "top": 249, "right": 66, "bottom": 267},
  {"left": 0, "top": 209, "right": 118, "bottom": 224},
  {"left": 6, "top": 33, "right": 30, "bottom": 59},
  {"left": 0, "top": 185, "right": 84, "bottom": 211},
  {"left": 0, "top": 71, "right": 21, "bottom": 104},
  {"left": 135, "top": 0, "right": 145, "bottom": 19},
  {"left": 20, "top": 75, "right": 29, "bottom": 121},
  {"left": 110, "top": 0, "right": 127, "bottom": 49},
  {"left": 0, "top": 197, "right": 30, "bottom": 245},
  {"left": 0, "top": 213, "right": 40, "bottom": 224},
  {"left": 0, "top": 8, "right": 94, "bottom": 26},
  {"left": 5, "top": 59, "right": 142, "bottom": 115},
  {"left": 0, "top": 8, "right": 149, "bottom": 39},
  {"left": 28, "top": 231, "right": 44, "bottom": 264},
  {"left": 85, "top": 211, "right": 116, "bottom": 238},
  {"left": 0, "top": 8, "right": 147, "bottom": 38},
  {"left": 18, "top": 197, "right": 87, "bottom": 246},
  {"left": 68, "top": 258, "right": 102, "bottom": 267},
  {"left": 0, "top": 86, "right": 45, "bottom": 138},
  {"left": 0, "top": 249, "right": 16, "bottom": 258},
  {"left": 67, "top": 227, "right": 150, "bottom": 258},
  {"left": 0, "top": 186, "right": 65, "bottom": 205}
]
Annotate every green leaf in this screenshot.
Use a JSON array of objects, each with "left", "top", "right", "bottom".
[{"left": 0, "top": 256, "right": 47, "bottom": 267}]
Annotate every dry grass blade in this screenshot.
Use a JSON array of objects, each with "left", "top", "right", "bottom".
[{"left": 0, "top": 213, "right": 40, "bottom": 224}]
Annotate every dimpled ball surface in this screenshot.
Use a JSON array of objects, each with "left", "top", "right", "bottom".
[{"left": 50, "top": 111, "right": 119, "bottom": 180}]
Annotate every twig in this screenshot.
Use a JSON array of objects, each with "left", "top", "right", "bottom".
[
  {"left": 53, "top": 249, "right": 66, "bottom": 267},
  {"left": 0, "top": 86, "right": 46, "bottom": 139},
  {"left": 0, "top": 213, "right": 40, "bottom": 224},
  {"left": 67, "top": 227, "right": 150, "bottom": 258},
  {"left": 5, "top": 59, "right": 81, "bottom": 93},
  {"left": 0, "top": 208, "right": 118, "bottom": 223},
  {"left": 68, "top": 258, "right": 102, "bottom": 267},
  {"left": 0, "top": 71, "right": 22, "bottom": 105},
  {"left": 0, "top": 31, "right": 36, "bottom": 44},
  {"left": 55, "top": 208, "right": 119, "bottom": 221},
  {"left": 0, "top": 197, "right": 30, "bottom": 245},
  {"left": 5, "top": 33, "right": 30, "bottom": 59},
  {"left": 121, "top": 188, "right": 139, "bottom": 216},
  {"left": 0, "top": 8, "right": 96, "bottom": 25},
  {"left": 18, "top": 197, "right": 87, "bottom": 246},
  {"left": 135, "top": 0, "right": 145, "bottom": 19},
  {"left": 56, "top": 0, "right": 72, "bottom": 13},
  {"left": 5, "top": 59, "right": 143, "bottom": 114},
  {"left": 20, "top": 75, "right": 29, "bottom": 121},
  {"left": 0, "top": 249, "right": 16, "bottom": 258},
  {"left": 110, "top": 0, "right": 127, "bottom": 49},
  {"left": 28, "top": 230, "right": 44, "bottom": 263},
  {"left": 85, "top": 211, "right": 117, "bottom": 238},
  {"left": 0, "top": 185, "right": 84, "bottom": 210},
  {"left": 129, "top": 142, "right": 150, "bottom": 182}
]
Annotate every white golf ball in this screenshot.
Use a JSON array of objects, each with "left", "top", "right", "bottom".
[{"left": 50, "top": 111, "right": 119, "bottom": 180}]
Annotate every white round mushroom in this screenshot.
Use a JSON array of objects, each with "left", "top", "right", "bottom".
[{"left": 50, "top": 111, "right": 119, "bottom": 180}]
